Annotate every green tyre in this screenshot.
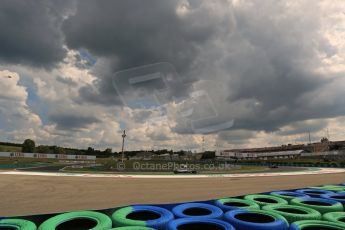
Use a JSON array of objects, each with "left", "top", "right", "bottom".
[
  {"left": 270, "top": 191, "right": 310, "bottom": 203},
  {"left": 262, "top": 204, "right": 321, "bottom": 223},
  {"left": 0, "top": 219, "right": 37, "bottom": 230},
  {"left": 310, "top": 186, "right": 345, "bottom": 192},
  {"left": 111, "top": 205, "right": 173, "bottom": 230},
  {"left": 290, "top": 220, "right": 345, "bottom": 230},
  {"left": 323, "top": 212, "right": 345, "bottom": 226},
  {"left": 38, "top": 211, "right": 112, "bottom": 230},
  {"left": 214, "top": 198, "right": 260, "bottom": 211},
  {"left": 290, "top": 197, "right": 344, "bottom": 214},
  {"left": 244, "top": 194, "right": 288, "bottom": 207}
]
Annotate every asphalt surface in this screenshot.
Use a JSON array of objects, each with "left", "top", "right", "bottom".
[{"left": 0, "top": 171, "right": 344, "bottom": 216}]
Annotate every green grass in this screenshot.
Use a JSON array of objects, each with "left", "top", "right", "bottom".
[
  {"left": 0, "top": 145, "right": 22, "bottom": 152},
  {"left": 0, "top": 157, "right": 59, "bottom": 165}
]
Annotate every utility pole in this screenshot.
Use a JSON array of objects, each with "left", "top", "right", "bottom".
[
  {"left": 308, "top": 131, "right": 311, "bottom": 144},
  {"left": 202, "top": 136, "right": 205, "bottom": 153},
  {"left": 327, "top": 128, "right": 330, "bottom": 140},
  {"left": 121, "top": 130, "right": 126, "bottom": 163}
]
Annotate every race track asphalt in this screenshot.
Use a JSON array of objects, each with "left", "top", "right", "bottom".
[{"left": 0, "top": 170, "right": 344, "bottom": 216}]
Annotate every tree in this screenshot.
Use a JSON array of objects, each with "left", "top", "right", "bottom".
[
  {"left": 103, "top": 148, "right": 112, "bottom": 156},
  {"left": 321, "top": 137, "right": 329, "bottom": 143},
  {"left": 200, "top": 151, "right": 216, "bottom": 160},
  {"left": 36, "top": 145, "right": 50, "bottom": 153},
  {"left": 86, "top": 147, "right": 95, "bottom": 155},
  {"left": 53, "top": 146, "right": 66, "bottom": 154},
  {"left": 104, "top": 148, "right": 112, "bottom": 154},
  {"left": 22, "top": 139, "right": 35, "bottom": 153}
]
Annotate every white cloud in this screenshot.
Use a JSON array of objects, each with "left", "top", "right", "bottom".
[
  {"left": 0, "top": 70, "right": 41, "bottom": 130},
  {"left": 1, "top": 1, "right": 345, "bottom": 152}
]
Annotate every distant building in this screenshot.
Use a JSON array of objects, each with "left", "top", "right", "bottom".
[
  {"left": 129, "top": 152, "right": 154, "bottom": 160},
  {"left": 216, "top": 139, "right": 345, "bottom": 160},
  {"left": 216, "top": 149, "right": 303, "bottom": 159}
]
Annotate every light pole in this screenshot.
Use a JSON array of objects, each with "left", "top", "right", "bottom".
[
  {"left": 202, "top": 136, "right": 205, "bottom": 153},
  {"left": 121, "top": 130, "right": 126, "bottom": 162}
]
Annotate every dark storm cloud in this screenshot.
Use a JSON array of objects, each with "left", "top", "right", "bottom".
[
  {"left": 62, "top": 0, "right": 233, "bottom": 105},
  {"left": 277, "top": 120, "right": 328, "bottom": 136},
  {"left": 2, "top": 0, "right": 344, "bottom": 144},
  {"left": 62, "top": 0, "right": 226, "bottom": 70},
  {"left": 218, "top": 130, "right": 256, "bottom": 144},
  {"left": 77, "top": 83, "right": 123, "bottom": 105},
  {"left": 62, "top": 0, "right": 344, "bottom": 137},
  {"left": 219, "top": 1, "right": 345, "bottom": 133},
  {"left": 167, "top": 1, "right": 345, "bottom": 137},
  {"left": 147, "top": 131, "right": 170, "bottom": 141},
  {"left": 132, "top": 110, "right": 153, "bottom": 123},
  {"left": 0, "top": 0, "right": 69, "bottom": 67},
  {"left": 49, "top": 113, "right": 100, "bottom": 130}
]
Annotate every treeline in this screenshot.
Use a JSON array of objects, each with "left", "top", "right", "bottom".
[
  {"left": 20, "top": 139, "right": 119, "bottom": 157},
  {"left": 0, "top": 142, "right": 23, "bottom": 147},
  {"left": 3, "top": 139, "right": 211, "bottom": 159}
]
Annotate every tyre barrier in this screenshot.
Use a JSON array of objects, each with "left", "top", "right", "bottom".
[
  {"left": 310, "top": 186, "right": 345, "bottom": 192},
  {"left": 289, "top": 220, "right": 345, "bottom": 230},
  {"left": 262, "top": 204, "right": 321, "bottom": 223},
  {"left": 6, "top": 182, "right": 345, "bottom": 230},
  {"left": 295, "top": 189, "right": 335, "bottom": 198},
  {"left": 323, "top": 212, "right": 345, "bottom": 226},
  {"left": 270, "top": 191, "right": 310, "bottom": 202},
  {"left": 321, "top": 193, "right": 345, "bottom": 205},
  {"left": 167, "top": 217, "right": 235, "bottom": 230},
  {"left": 223, "top": 209, "right": 289, "bottom": 230},
  {"left": 110, "top": 227, "right": 156, "bottom": 230},
  {"left": 38, "top": 211, "right": 112, "bottom": 230},
  {"left": 290, "top": 197, "right": 344, "bottom": 214},
  {"left": 171, "top": 203, "right": 223, "bottom": 219},
  {"left": 112, "top": 205, "right": 174, "bottom": 230},
  {"left": 0, "top": 219, "right": 37, "bottom": 230},
  {"left": 244, "top": 194, "right": 288, "bottom": 207},
  {"left": 214, "top": 198, "right": 260, "bottom": 212}
]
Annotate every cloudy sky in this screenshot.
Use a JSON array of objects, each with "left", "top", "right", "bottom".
[{"left": 1, "top": 0, "right": 345, "bottom": 151}]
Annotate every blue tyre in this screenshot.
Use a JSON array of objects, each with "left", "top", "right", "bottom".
[
  {"left": 224, "top": 209, "right": 289, "bottom": 230},
  {"left": 321, "top": 193, "right": 345, "bottom": 205},
  {"left": 112, "top": 205, "right": 174, "bottom": 230},
  {"left": 270, "top": 191, "right": 310, "bottom": 202},
  {"left": 289, "top": 220, "right": 345, "bottom": 230},
  {"left": 295, "top": 189, "right": 334, "bottom": 198},
  {"left": 310, "top": 186, "right": 345, "bottom": 192},
  {"left": 167, "top": 217, "right": 235, "bottom": 230},
  {"left": 214, "top": 198, "right": 260, "bottom": 212},
  {"left": 172, "top": 203, "right": 223, "bottom": 219}
]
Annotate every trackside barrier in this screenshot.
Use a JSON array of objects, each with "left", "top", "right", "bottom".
[{"left": 1, "top": 183, "right": 345, "bottom": 229}]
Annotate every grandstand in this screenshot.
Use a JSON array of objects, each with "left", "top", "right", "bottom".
[{"left": 216, "top": 139, "right": 345, "bottom": 160}]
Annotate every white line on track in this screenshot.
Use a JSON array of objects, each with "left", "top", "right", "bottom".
[{"left": 0, "top": 168, "right": 344, "bottom": 178}]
